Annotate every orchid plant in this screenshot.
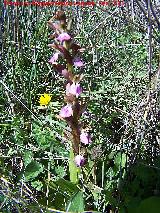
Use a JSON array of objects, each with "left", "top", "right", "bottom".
[{"left": 47, "top": 10, "right": 92, "bottom": 183}]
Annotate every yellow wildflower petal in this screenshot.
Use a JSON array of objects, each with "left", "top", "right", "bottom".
[{"left": 39, "top": 93, "right": 51, "bottom": 106}]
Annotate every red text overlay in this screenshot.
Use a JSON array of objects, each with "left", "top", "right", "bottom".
[{"left": 4, "top": 1, "right": 125, "bottom": 7}]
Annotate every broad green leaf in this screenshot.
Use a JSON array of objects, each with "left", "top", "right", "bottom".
[
  {"left": 67, "top": 191, "right": 84, "bottom": 212},
  {"left": 31, "top": 180, "right": 43, "bottom": 191},
  {"left": 122, "top": 197, "right": 141, "bottom": 213},
  {"left": 49, "top": 178, "right": 78, "bottom": 195},
  {"left": 136, "top": 197, "right": 160, "bottom": 213},
  {"left": 23, "top": 151, "right": 33, "bottom": 166},
  {"left": 55, "top": 165, "right": 66, "bottom": 178},
  {"left": 24, "top": 160, "right": 43, "bottom": 181},
  {"left": 40, "top": 179, "right": 78, "bottom": 210},
  {"left": 133, "top": 164, "right": 155, "bottom": 184},
  {"left": 114, "top": 152, "right": 127, "bottom": 169}
]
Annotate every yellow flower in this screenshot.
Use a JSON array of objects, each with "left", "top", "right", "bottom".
[{"left": 39, "top": 93, "right": 51, "bottom": 106}]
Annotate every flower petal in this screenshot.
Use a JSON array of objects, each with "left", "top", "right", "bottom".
[
  {"left": 61, "top": 69, "right": 69, "bottom": 79},
  {"left": 73, "top": 57, "right": 84, "bottom": 67},
  {"left": 66, "top": 82, "right": 82, "bottom": 97},
  {"left": 57, "top": 32, "right": 71, "bottom": 42},
  {"left": 59, "top": 105, "right": 73, "bottom": 118},
  {"left": 75, "top": 155, "right": 85, "bottom": 167},
  {"left": 80, "top": 131, "right": 92, "bottom": 145},
  {"left": 39, "top": 94, "right": 51, "bottom": 106},
  {"left": 48, "top": 53, "right": 59, "bottom": 64}
]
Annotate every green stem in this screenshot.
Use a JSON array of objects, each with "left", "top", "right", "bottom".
[{"left": 69, "top": 143, "right": 80, "bottom": 184}]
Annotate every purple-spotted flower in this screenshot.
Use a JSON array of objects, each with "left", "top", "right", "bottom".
[
  {"left": 66, "top": 82, "right": 82, "bottom": 97},
  {"left": 73, "top": 57, "right": 84, "bottom": 67},
  {"left": 80, "top": 131, "right": 92, "bottom": 145},
  {"left": 59, "top": 104, "right": 73, "bottom": 118},
  {"left": 57, "top": 32, "right": 71, "bottom": 42},
  {"left": 75, "top": 155, "right": 85, "bottom": 167},
  {"left": 48, "top": 53, "right": 59, "bottom": 64}
]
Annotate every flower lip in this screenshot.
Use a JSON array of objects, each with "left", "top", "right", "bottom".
[
  {"left": 80, "top": 131, "right": 92, "bottom": 145},
  {"left": 59, "top": 104, "right": 73, "bottom": 118},
  {"left": 73, "top": 57, "right": 84, "bottom": 67},
  {"left": 61, "top": 69, "right": 69, "bottom": 78},
  {"left": 75, "top": 155, "right": 85, "bottom": 167},
  {"left": 66, "top": 82, "right": 82, "bottom": 97},
  {"left": 57, "top": 32, "right": 71, "bottom": 42},
  {"left": 48, "top": 53, "right": 59, "bottom": 64}
]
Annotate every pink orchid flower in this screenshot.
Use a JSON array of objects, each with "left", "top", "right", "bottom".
[
  {"left": 75, "top": 155, "right": 85, "bottom": 167},
  {"left": 57, "top": 32, "right": 71, "bottom": 42},
  {"left": 73, "top": 57, "right": 84, "bottom": 67},
  {"left": 59, "top": 104, "right": 73, "bottom": 118},
  {"left": 48, "top": 53, "right": 59, "bottom": 64},
  {"left": 66, "top": 82, "right": 82, "bottom": 97},
  {"left": 80, "top": 131, "right": 92, "bottom": 145}
]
